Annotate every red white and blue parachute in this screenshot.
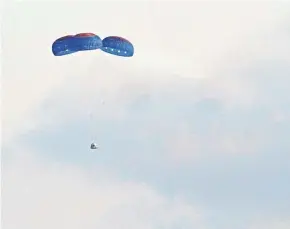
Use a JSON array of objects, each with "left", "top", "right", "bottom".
[
  {"left": 52, "top": 33, "right": 103, "bottom": 56},
  {"left": 52, "top": 33, "right": 134, "bottom": 57},
  {"left": 101, "top": 36, "right": 134, "bottom": 57}
]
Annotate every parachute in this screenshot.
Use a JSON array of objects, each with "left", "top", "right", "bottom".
[
  {"left": 101, "top": 36, "right": 134, "bottom": 57},
  {"left": 52, "top": 33, "right": 102, "bottom": 56},
  {"left": 52, "top": 33, "right": 134, "bottom": 57},
  {"left": 52, "top": 33, "right": 134, "bottom": 149}
]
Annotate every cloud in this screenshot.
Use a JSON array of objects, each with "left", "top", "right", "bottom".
[
  {"left": 3, "top": 1, "right": 290, "bottom": 143},
  {"left": 2, "top": 2, "right": 290, "bottom": 228},
  {"left": 13, "top": 56, "right": 290, "bottom": 169},
  {"left": 2, "top": 150, "right": 207, "bottom": 229},
  {"left": 248, "top": 219, "right": 290, "bottom": 229}
]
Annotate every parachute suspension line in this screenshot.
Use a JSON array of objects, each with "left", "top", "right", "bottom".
[
  {"left": 88, "top": 76, "right": 97, "bottom": 146},
  {"left": 88, "top": 92, "right": 98, "bottom": 149},
  {"left": 89, "top": 111, "right": 93, "bottom": 142},
  {"left": 88, "top": 73, "right": 105, "bottom": 150}
]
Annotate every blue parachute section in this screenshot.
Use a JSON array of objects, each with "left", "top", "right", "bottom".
[
  {"left": 74, "top": 33, "right": 103, "bottom": 51},
  {"left": 52, "top": 36, "right": 79, "bottom": 56},
  {"left": 52, "top": 33, "right": 103, "bottom": 56},
  {"left": 101, "top": 36, "right": 134, "bottom": 57}
]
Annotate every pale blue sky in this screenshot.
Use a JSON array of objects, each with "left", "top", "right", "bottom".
[{"left": 2, "top": 1, "right": 290, "bottom": 229}]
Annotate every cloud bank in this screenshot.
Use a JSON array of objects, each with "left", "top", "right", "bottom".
[{"left": 2, "top": 1, "right": 290, "bottom": 229}]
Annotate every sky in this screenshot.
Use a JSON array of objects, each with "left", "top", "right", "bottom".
[{"left": 2, "top": 1, "right": 290, "bottom": 229}]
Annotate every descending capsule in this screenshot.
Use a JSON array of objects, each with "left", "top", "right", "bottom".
[
  {"left": 52, "top": 33, "right": 103, "bottom": 56},
  {"left": 101, "top": 36, "right": 134, "bottom": 57}
]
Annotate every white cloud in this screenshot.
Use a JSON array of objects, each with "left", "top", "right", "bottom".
[
  {"left": 3, "top": 1, "right": 289, "bottom": 143},
  {"left": 248, "top": 219, "right": 290, "bottom": 229},
  {"left": 165, "top": 119, "right": 265, "bottom": 164},
  {"left": 2, "top": 150, "right": 206, "bottom": 229},
  {"left": 2, "top": 3, "right": 290, "bottom": 229}
]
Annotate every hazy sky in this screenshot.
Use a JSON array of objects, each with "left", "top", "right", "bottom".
[{"left": 2, "top": 1, "right": 290, "bottom": 229}]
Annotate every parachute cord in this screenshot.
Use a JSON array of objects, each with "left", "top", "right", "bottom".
[
  {"left": 89, "top": 111, "right": 93, "bottom": 143},
  {"left": 88, "top": 78, "right": 104, "bottom": 148},
  {"left": 88, "top": 80, "right": 95, "bottom": 145}
]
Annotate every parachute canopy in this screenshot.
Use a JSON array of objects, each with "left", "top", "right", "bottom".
[
  {"left": 101, "top": 36, "right": 134, "bottom": 57},
  {"left": 52, "top": 33, "right": 102, "bottom": 56}
]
